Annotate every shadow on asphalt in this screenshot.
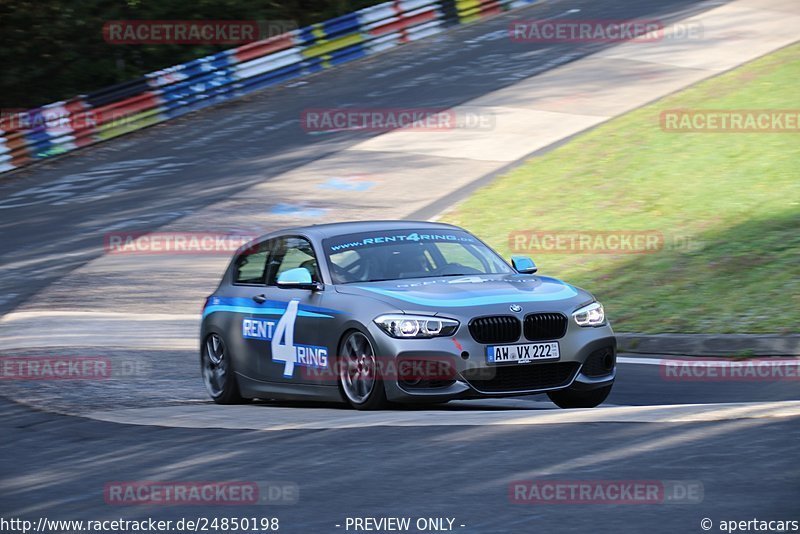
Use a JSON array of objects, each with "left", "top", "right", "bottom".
[{"left": 245, "top": 398, "right": 552, "bottom": 411}]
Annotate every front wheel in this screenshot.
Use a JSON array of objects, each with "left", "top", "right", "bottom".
[
  {"left": 201, "top": 333, "right": 249, "bottom": 405},
  {"left": 338, "top": 330, "right": 389, "bottom": 410},
  {"left": 547, "top": 384, "right": 612, "bottom": 409}
]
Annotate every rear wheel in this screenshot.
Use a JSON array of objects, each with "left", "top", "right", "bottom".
[
  {"left": 202, "top": 333, "right": 248, "bottom": 405},
  {"left": 547, "top": 384, "right": 612, "bottom": 409},
  {"left": 338, "top": 331, "right": 389, "bottom": 410}
]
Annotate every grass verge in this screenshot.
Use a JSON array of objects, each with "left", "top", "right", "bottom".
[{"left": 444, "top": 44, "right": 800, "bottom": 333}]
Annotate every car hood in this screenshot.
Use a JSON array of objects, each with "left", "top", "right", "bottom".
[{"left": 334, "top": 274, "right": 591, "bottom": 315}]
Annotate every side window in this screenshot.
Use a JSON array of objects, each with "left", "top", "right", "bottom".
[
  {"left": 233, "top": 241, "right": 270, "bottom": 285},
  {"left": 265, "top": 237, "right": 320, "bottom": 285}
]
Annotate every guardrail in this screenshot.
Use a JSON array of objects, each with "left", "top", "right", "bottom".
[{"left": 0, "top": 0, "right": 538, "bottom": 174}]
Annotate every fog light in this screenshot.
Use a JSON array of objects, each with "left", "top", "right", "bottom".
[{"left": 603, "top": 352, "right": 615, "bottom": 371}]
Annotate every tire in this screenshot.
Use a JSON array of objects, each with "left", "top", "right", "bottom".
[
  {"left": 338, "top": 330, "right": 389, "bottom": 410},
  {"left": 201, "top": 333, "right": 249, "bottom": 405},
  {"left": 547, "top": 384, "right": 612, "bottom": 409}
]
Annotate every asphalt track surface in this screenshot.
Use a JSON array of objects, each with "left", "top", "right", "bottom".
[
  {"left": 1, "top": 0, "right": 799, "bottom": 532},
  {"left": 1, "top": 359, "right": 799, "bottom": 532}
]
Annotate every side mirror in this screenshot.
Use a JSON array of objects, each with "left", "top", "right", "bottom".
[
  {"left": 277, "top": 267, "right": 323, "bottom": 291},
  {"left": 511, "top": 255, "right": 538, "bottom": 274}
]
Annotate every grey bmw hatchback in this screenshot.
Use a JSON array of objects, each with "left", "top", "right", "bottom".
[{"left": 201, "top": 221, "right": 615, "bottom": 410}]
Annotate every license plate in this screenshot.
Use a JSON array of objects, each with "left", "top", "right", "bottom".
[{"left": 486, "top": 342, "right": 560, "bottom": 364}]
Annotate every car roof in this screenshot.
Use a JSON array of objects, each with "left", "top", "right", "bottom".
[{"left": 274, "top": 220, "right": 464, "bottom": 240}]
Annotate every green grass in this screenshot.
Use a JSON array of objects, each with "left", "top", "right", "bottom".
[{"left": 444, "top": 44, "right": 800, "bottom": 334}]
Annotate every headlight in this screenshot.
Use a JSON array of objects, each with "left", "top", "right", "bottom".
[
  {"left": 572, "top": 302, "right": 605, "bottom": 327},
  {"left": 374, "top": 314, "right": 459, "bottom": 338}
]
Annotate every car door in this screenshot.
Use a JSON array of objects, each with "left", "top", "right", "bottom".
[
  {"left": 252, "top": 235, "right": 333, "bottom": 384},
  {"left": 227, "top": 238, "right": 274, "bottom": 380}
]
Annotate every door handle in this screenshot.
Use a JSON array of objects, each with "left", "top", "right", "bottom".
[{"left": 252, "top": 294, "right": 267, "bottom": 304}]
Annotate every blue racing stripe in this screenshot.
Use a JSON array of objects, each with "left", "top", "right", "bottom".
[{"left": 202, "top": 297, "right": 337, "bottom": 319}]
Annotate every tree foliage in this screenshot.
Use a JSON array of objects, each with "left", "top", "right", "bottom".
[{"left": 0, "top": 0, "right": 378, "bottom": 108}]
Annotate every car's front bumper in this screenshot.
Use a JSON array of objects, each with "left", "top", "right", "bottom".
[{"left": 365, "top": 320, "right": 616, "bottom": 403}]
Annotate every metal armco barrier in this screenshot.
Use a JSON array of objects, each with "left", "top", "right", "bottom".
[{"left": 0, "top": 0, "right": 539, "bottom": 174}]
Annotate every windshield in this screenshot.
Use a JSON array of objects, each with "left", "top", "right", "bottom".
[{"left": 323, "top": 229, "right": 514, "bottom": 284}]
